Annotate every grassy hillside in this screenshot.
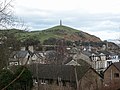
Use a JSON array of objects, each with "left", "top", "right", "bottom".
[{"left": 0, "top": 25, "right": 101, "bottom": 43}]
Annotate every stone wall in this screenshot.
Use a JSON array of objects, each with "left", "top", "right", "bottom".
[
  {"left": 79, "top": 69, "right": 103, "bottom": 90},
  {"left": 104, "top": 65, "right": 120, "bottom": 90}
]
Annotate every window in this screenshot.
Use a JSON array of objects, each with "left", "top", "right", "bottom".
[
  {"left": 114, "top": 73, "right": 119, "bottom": 78},
  {"left": 62, "top": 81, "right": 66, "bottom": 86},
  {"left": 41, "top": 79, "right": 47, "bottom": 84},
  {"left": 48, "top": 79, "right": 53, "bottom": 84},
  {"left": 107, "top": 61, "right": 112, "bottom": 67},
  {"left": 15, "top": 62, "right": 18, "bottom": 65}
]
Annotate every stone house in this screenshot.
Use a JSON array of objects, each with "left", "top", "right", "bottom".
[
  {"left": 69, "top": 48, "right": 120, "bottom": 74},
  {"left": 67, "top": 49, "right": 107, "bottom": 73},
  {"left": 9, "top": 50, "right": 33, "bottom": 66},
  {"left": 29, "top": 64, "right": 103, "bottom": 90},
  {"left": 9, "top": 45, "right": 47, "bottom": 66},
  {"left": 73, "top": 51, "right": 91, "bottom": 65},
  {"left": 82, "top": 51, "right": 104, "bottom": 73},
  {"left": 32, "top": 51, "right": 46, "bottom": 64},
  {"left": 104, "top": 62, "right": 120, "bottom": 90},
  {"left": 106, "top": 52, "right": 120, "bottom": 67},
  {"left": 9, "top": 50, "right": 46, "bottom": 66}
]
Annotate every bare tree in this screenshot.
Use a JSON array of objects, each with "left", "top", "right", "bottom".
[
  {"left": 0, "top": 0, "right": 15, "bottom": 29},
  {"left": 0, "top": 0, "right": 14, "bottom": 70},
  {"left": 0, "top": 1, "right": 33, "bottom": 90}
]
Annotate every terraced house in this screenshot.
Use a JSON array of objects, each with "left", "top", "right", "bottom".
[{"left": 29, "top": 64, "right": 103, "bottom": 90}]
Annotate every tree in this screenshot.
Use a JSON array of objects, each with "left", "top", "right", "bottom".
[
  {"left": 0, "top": 66, "right": 33, "bottom": 90},
  {"left": 43, "top": 38, "right": 57, "bottom": 45},
  {"left": 23, "top": 38, "right": 40, "bottom": 47},
  {"left": 65, "top": 40, "right": 73, "bottom": 46},
  {"left": 55, "top": 39, "right": 67, "bottom": 64},
  {"left": 0, "top": 69, "right": 14, "bottom": 90},
  {"left": 0, "top": 0, "right": 13, "bottom": 70},
  {"left": 14, "top": 66, "right": 33, "bottom": 90},
  {"left": 0, "top": 0, "right": 32, "bottom": 90},
  {"left": 0, "top": 0, "right": 22, "bottom": 70},
  {"left": 0, "top": 31, "right": 22, "bottom": 70},
  {"left": 0, "top": 0, "right": 14, "bottom": 28}
]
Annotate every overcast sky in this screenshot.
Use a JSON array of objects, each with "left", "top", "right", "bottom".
[{"left": 13, "top": 0, "right": 120, "bottom": 41}]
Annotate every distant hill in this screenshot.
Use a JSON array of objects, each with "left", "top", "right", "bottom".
[
  {"left": 107, "top": 39, "right": 120, "bottom": 46},
  {"left": 0, "top": 25, "right": 101, "bottom": 43},
  {"left": 39, "top": 25, "right": 101, "bottom": 42}
]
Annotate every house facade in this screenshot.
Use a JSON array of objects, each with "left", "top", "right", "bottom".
[
  {"left": 82, "top": 51, "right": 106, "bottom": 73},
  {"left": 31, "top": 51, "right": 46, "bottom": 64},
  {"left": 83, "top": 51, "right": 120, "bottom": 73},
  {"left": 79, "top": 68, "right": 103, "bottom": 90},
  {"left": 104, "top": 62, "right": 120, "bottom": 90},
  {"left": 9, "top": 48, "right": 46, "bottom": 66},
  {"left": 29, "top": 64, "right": 103, "bottom": 90},
  {"left": 105, "top": 53, "right": 120, "bottom": 67}
]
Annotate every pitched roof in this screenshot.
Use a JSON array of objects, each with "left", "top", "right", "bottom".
[
  {"left": 104, "top": 62, "right": 120, "bottom": 73},
  {"left": 16, "top": 51, "right": 29, "bottom": 58},
  {"left": 10, "top": 50, "right": 33, "bottom": 58},
  {"left": 113, "top": 62, "right": 120, "bottom": 71},
  {"left": 28, "top": 64, "right": 90, "bottom": 82},
  {"left": 66, "top": 60, "right": 81, "bottom": 66},
  {"left": 34, "top": 51, "right": 44, "bottom": 58},
  {"left": 82, "top": 51, "right": 92, "bottom": 56}
]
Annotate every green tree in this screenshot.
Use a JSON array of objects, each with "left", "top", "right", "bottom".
[
  {"left": 23, "top": 38, "right": 40, "bottom": 46},
  {"left": 0, "top": 32, "right": 21, "bottom": 70},
  {"left": 65, "top": 40, "right": 73, "bottom": 46},
  {"left": 14, "top": 66, "right": 33, "bottom": 90},
  {"left": 0, "top": 69, "right": 14, "bottom": 90},
  {"left": 43, "top": 38, "right": 57, "bottom": 45},
  {"left": 0, "top": 0, "right": 16, "bottom": 70}
]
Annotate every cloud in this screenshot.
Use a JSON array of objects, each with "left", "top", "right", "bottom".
[
  {"left": 85, "top": 30, "right": 120, "bottom": 41},
  {"left": 13, "top": 0, "right": 120, "bottom": 40},
  {"left": 14, "top": 11, "right": 120, "bottom": 40}
]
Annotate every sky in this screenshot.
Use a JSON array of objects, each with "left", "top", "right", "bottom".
[{"left": 13, "top": 0, "right": 120, "bottom": 41}]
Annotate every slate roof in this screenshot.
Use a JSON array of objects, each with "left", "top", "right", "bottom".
[
  {"left": 63, "top": 56, "right": 73, "bottom": 64},
  {"left": 113, "top": 62, "right": 120, "bottom": 71},
  {"left": 16, "top": 51, "right": 29, "bottom": 58},
  {"left": 34, "top": 51, "right": 44, "bottom": 58},
  {"left": 82, "top": 51, "right": 92, "bottom": 56},
  {"left": 82, "top": 51, "right": 99, "bottom": 56},
  {"left": 97, "top": 51, "right": 111, "bottom": 55},
  {"left": 28, "top": 64, "right": 90, "bottom": 82},
  {"left": 10, "top": 50, "right": 33, "bottom": 58}
]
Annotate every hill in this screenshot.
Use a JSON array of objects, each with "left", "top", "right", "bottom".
[
  {"left": 0, "top": 25, "right": 101, "bottom": 43},
  {"left": 38, "top": 25, "right": 101, "bottom": 42}
]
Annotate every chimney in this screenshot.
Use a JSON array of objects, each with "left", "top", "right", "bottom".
[{"left": 28, "top": 46, "right": 34, "bottom": 52}]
